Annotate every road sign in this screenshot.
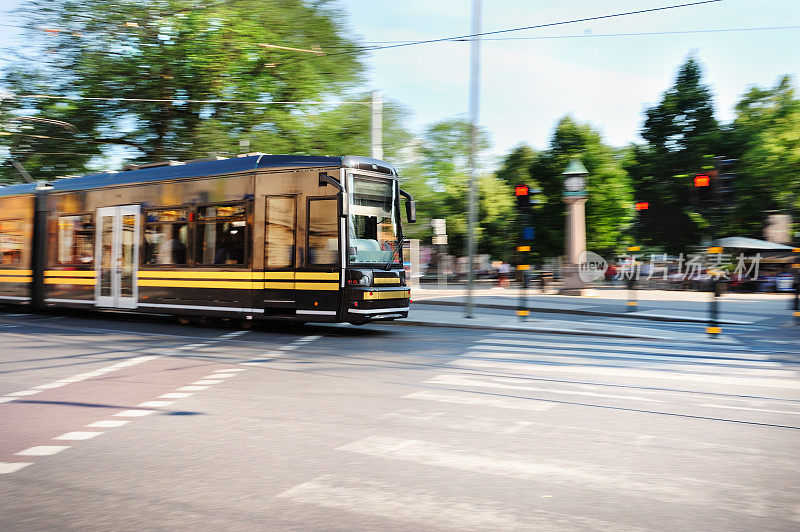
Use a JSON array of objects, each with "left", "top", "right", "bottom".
[
  {"left": 432, "top": 235, "right": 448, "bottom": 245},
  {"left": 431, "top": 218, "right": 446, "bottom": 235}
]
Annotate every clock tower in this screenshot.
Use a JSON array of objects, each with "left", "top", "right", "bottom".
[{"left": 561, "top": 158, "right": 589, "bottom": 295}]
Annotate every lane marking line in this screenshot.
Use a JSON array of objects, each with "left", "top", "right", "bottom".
[
  {"left": 2, "top": 355, "right": 161, "bottom": 403},
  {"left": 158, "top": 392, "right": 193, "bottom": 399},
  {"left": 0, "top": 462, "right": 32, "bottom": 474},
  {"left": 192, "top": 380, "right": 224, "bottom": 385},
  {"left": 700, "top": 404, "right": 800, "bottom": 416},
  {"left": 203, "top": 373, "right": 236, "bottom": 379},
  {"left": 15, "top": 446, "right": 71, "bottom": 456},
  {"left": 113, "top": 409, "right": 156, "bottom": 417},
  {"left": 5, "top": 390, "right": 41, "bottom": 397},
  {"left": 177, "top": 386, "right": 209, "bottom": 391},
  {"left": 86, "top": 420, "right": 131, "bottom": 428},
  {"left": 211, "top": 368, "right": 246, "bottom": 372},
  {"left": 136, "top": 401, "right": 174, "bottom": 408},
  {"left": 54, "top": 431, "right": 103, "bottom": 441}
]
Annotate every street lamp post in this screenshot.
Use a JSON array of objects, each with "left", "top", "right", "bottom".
[{"left": 465, "top": 0, "right": 481, "bottom": 318}]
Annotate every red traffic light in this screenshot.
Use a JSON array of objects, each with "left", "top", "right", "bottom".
[
  {"left": 635, "top": 202, "right": 649, "bottom": 211},
  {"left": 694, "top": 173, "right": 711, "bottom": 187},
  {"left": 514, "top": 184, "right": 529, "bottom": 196}
]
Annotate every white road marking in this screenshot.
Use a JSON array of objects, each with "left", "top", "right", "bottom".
[
  {"left": 113, "top": 409, "right": 156, "bottom": 417},
  {"left": 203, "top": 373, "right": 236, "bottom": 379},
  {"left": 33, "top": 382, "right": 69, "bottom": 390},
  {"left": 426, "top": 374, "right": 665, "bottom": 402},
  {"left": 450, "top": 359, "right": 800, "bottom": 390},
  {"left": 54, "top": 431, "right": 103, "bottom": 441},
  {"left": 158, "top": 392, "right": 193, "bottom": 399},
  {"left": 0, "top": 462, "right": 32, "bottom": 474},
  {"left": 192, "top": 380, "right": 224, "bottom": 385},
  {"left": 16, "top": 446, "right": 71, "bottom": 456},
  {"left": 403, "top": 390, "right": 555, "bottom": 411},
  {"left": 337, "top": 436, "right": 784, "bottom": 518},
  {"left": 0, "top": 397, "right": 16, "bottom": 403},
  {"left": 212, "top": 368, "right": 246, "bottom": 372},
  {"left": 700, "top": 404, "right": 800, "bottom": 415},
  {"left": 276, "top": 475, "right": 630, "bottom": 532},
  {"left": 469, "top": 346, "right": 782, "bottom": 370},
  {"left": 86, "top": 420, "right": 131, "bottom": 428},
  {"left": 220, "top": 330, "right": 249, "bottom": 339},
  {"left": 136, "top": 401, "right": 174, "bottom": 408},
  {"left": 5, "top": 390, "right": 41, "bottom": 397},
  {"left": 473, "top": 338, "right": 772, "bottom": 361},
  {"left": 177, "top": 386, "right": 209, "bottom": 391},
  {"left": 295, "top": 335, "right": 322, "bottom": 343}
]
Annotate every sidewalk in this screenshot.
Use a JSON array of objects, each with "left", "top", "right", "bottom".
[{"left": 409, "top": 285, "right": 794, "bottom": 325}]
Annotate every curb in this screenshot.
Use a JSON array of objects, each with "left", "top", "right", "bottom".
[{"left": 412, "top": 300, "right": 752, "bottom": 325}]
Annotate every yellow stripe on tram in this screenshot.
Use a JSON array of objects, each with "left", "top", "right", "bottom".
[
  {"left": 44, "top": 278, "right": 96, "bottom": 285},
  {"left": 295, "top": 272, "right": 339, "bottom": 281},
  {"left": 138, "top": 271, "right": 255, "bottom": 280},
  {"left": 0, "top": 270, "right": 33, "bottom": 276},
  {"left": 45, "top": 270, "right": 95, "bottom": 277},
  {"left": 138, "top": 279, "right": 253, "bottom": 289},
  {"left": 0, "top": 276, "right": 32, "bottom": 283},
  {"left": 363, "top": 290, "right": 410, "bottom": 300},
  {"left": 295, "top": 282, "right": 340, "bottom": 291},
  {"left": 373, "top": 277, "right": 401, "bottom": 285}
]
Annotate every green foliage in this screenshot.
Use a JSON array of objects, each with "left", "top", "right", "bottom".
[
  {"left": 398, "top": 118, "right": 515, "bottom": 260},
  {"left": 1, "top": 0, "right": 378, "bottom": 182},
  {"left": 627, "top": 56, "right": 723, "bottom": 252},
  {"left": 727, "top": 75, "right": 800, "bottom": 237},
  {"left": 527, "top": 116, "right": 633, "bottom": 259}
]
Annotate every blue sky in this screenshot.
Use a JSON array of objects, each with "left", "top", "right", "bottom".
[{"left": 2, "top": 0, "right": 799, "bottom": 164}]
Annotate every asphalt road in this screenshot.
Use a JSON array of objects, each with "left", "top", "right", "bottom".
[{"left": 1, "top": 309, "right": 799, "bottom": 531}]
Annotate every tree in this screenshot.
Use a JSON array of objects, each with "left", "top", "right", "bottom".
[
  {"left": 628, "top": 56, "right": 722, "bottom": 252},
  {"left": 527, "top": 116, "right": 633, "bottom": 259},
  {"left": 399, "top": 118, "right": 515, "bottom": 261},
  {"left": 1, "top": 0, "right": 368, "bottom": 182},
  {"left": 727, "top": 75, "right": 800, "bottom": 238}
]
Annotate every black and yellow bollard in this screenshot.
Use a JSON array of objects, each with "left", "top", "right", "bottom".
[{"left": 707, "top": 279, "right": 721, "bottom": 338}]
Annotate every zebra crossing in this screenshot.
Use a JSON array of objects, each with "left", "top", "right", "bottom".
[{"left": 276, "top": 331, "right": 800, "bottom": 530}]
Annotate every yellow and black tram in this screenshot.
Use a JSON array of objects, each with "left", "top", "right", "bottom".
[{"left": 0, "top": 154, "right": 415, "bottom": 324}]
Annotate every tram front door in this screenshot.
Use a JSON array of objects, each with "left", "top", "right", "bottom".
[{"left": 95, "top": 205, "right": 140, "bottom": 309}]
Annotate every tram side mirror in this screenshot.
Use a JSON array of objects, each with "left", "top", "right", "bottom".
[
  {"left": 399, "top": 188, "right": 416, "bottom": 223},
  {"left": 319, "top": 172, "right": 348, "bottom": 217}
]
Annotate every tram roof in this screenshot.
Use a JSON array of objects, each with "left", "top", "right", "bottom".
[
  {"left": 0, "top": 182, "right": 38, "bottom": 197},
  {"left": 0, "top": 155, "right": 396, "bottom": 197}
]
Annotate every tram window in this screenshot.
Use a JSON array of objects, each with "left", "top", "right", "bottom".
[
  {"left": 143, "top": 209, "right": 189, "bottom": 265},
  {"left": 308, "top": 198, "right": 338, "bottom": 266},
  {"left": 0, "top": 219, "right": 24, "bottom": 265},
  {"left": 265, "top": 196, "right": 295, "bottom": 269},
  {"left": 57, "top": 215, "right": 94, "bottom": 265},
  {"left": 196, "top": 204, "right": 247, "bottom": 265}
]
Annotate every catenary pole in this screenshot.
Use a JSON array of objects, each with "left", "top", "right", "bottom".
[
  {"left": 371, "top": 90, "right": 383, "bottom": 160},
  {"left": 466, "top": 0, "right": 481, "bottom": 318}
]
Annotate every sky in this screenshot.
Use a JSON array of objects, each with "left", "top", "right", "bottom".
[{"left": 1, "top": 0, "right": 799, "bottom": 166}]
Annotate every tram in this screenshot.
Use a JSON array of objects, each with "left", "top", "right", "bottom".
[{"left": 0, "top": 154, "right": 415, "bottom": 324}]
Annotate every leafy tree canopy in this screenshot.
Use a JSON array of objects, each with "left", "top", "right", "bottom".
[{"left": 1, "top": 0, "right": 381, "bottom": 182}]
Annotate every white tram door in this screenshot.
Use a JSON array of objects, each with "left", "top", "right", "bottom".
[{"left": 95, "top": 205, "right": 141, "bottom": 309}]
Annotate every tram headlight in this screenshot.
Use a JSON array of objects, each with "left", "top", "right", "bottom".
[{"left": 347, "top": 270, "right": 372, "bottom": 286}]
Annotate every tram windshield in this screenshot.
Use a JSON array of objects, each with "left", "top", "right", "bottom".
[{"left": 348, "top": 175, "right": 400, "bottom": 265}]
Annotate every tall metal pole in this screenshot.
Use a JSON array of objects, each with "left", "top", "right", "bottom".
[
  {"left": 370, "top": 90, "right": 383, "bottom": 161},
  {"left": 465, "top": 0, "right": 481, "bottom": 318}
]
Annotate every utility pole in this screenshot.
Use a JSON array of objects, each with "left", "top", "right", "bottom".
[
  {"left": 465, "top": 0, "right": 481, "bottom": 318},
  {"left": 370, "top": 90, "right": 383, "bottom": 160}
]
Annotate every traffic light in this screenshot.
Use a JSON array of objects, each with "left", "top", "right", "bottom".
[
  {"left": 635, "top": 202, "right": 649, "bottom": 211},
  {"left": 715, "top": 157, "right": 737, "bottom": 208},
  {"left": 694, "top": 172, "right": 713, "bottom": 204},
  {"left": 514, "top": 184, "right": 530, "bottom": 212}
]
